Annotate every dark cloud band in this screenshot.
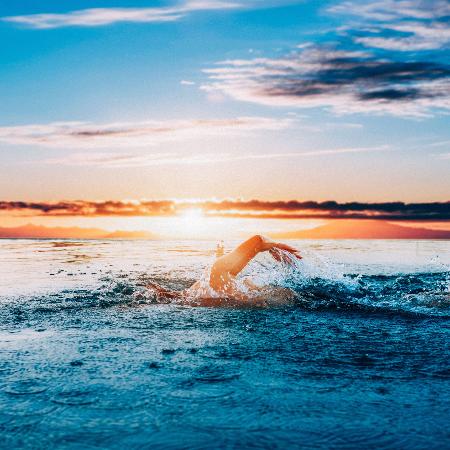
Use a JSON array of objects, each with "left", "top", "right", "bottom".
[
  {"left": 203, "top": 47, "right": 450, "bottom": 116},
  {"left": 1, "top": 200, "right": 448, "bottom": 221}
]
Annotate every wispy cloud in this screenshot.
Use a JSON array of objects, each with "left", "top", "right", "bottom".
[
  {"left": 328, "top": 0, "right": 450, "bottom": 21},
  {"left": 2, "top": 0, "right": 242, "bottom": 29},
  {"left": 0, "top": 117, "right": 290, "bottom": 149},
  {"left": 202, "top": 46, "right": 450, "bottom": 116},
  {"left": 354, "top": 22, "right": 450, "bottom": 51},
  {"left": 329, "top": 0, "right": 450, "bottom": 51},
  {"left": 429, "top": 139, "right": 450, "bottom": 148},
  {"left": 42, "top": 145, "right": 388, "bottom": 168},
  {"left": 1, "top": 199, "right": 448, "bottom": 220}
]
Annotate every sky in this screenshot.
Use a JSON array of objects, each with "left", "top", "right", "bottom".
[{"left": 0, "top": 0, "right": 449, "bottom": 236}]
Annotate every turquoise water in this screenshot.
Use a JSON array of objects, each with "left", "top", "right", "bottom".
[{"left": 0, "top": 239, "right": 449, "bottom": 448}]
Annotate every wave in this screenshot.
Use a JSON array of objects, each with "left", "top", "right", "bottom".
[
  {"left": 288, "top": 271, "right": 449, "bottom": 316},
  {"left": 1, "top": 251, "right": 449, "bottom": 319}
]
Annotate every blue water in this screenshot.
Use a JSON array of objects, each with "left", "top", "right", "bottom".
[{"left": 0, "top": 239, "right": 449, "bottom": 449}]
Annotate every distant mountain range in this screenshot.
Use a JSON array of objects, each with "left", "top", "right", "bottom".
[
  {"left": 0, "top": 223, "right": 157, "bottom": 239},
  {"left": 270, "top": 220, "right": 450, "bottom": 240},
  {"left": 0, "top": 220, "right": 448, "bottom": 240}
]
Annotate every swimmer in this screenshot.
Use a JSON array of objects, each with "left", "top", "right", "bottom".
[{"left": 146, "top": 235, "right": 302, "bottom": 304}]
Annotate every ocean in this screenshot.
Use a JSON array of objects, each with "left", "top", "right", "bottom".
[{"left": 0, "top": 239, "right": 449, "bottom": 449}]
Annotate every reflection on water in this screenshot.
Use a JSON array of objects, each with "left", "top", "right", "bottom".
[{"left": 0, "top": 239, "right": 449, "bottom": 448}]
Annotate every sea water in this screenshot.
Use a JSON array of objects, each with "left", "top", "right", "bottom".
[{"left": 0, "top": 239, "right": 449, "bottom": 449}]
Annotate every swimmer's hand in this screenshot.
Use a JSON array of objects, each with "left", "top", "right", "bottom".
[
  {"left": 269, "top": 248, "right": 301, "bottom": 265},
  {"left": 269, "top": 248, "right": 291, "bottom": 263},
  {"left": 260, "top": 237, "right": 302, "bottom": 262},
  {"left": 274, "top": 243, "right": 302, "bottom": 259}
]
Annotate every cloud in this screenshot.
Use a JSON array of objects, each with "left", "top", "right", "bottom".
[
  {"left": 42, "top": 145, "right": 389, "bottom": 168},
  {"left": 197, "top": 1, "right": 450, "bottom": 117},
  {"left": 202, "top": 46, "right": 450, "bottom": 116},
  {"left": 429, "top": 139, "right": 450, "bottom": 148},
  {"left": 0, "top": 117, "right": 290, "bottom": 149},
  {"left": 0, "top": 200, "right": 175, "bottom": 217},
  {"left": 354, "top": 22, "right": 450, "bottom": 51},
  {"left": 203, "top": 199, "right": 450, "bottom": 220},
  {"left": 1, "top": 199, "right": 449, "bottom": 220},
  {"left": 328, "top": 0, "right": 450, "bottom": 21},
  {"left": 329, "top": 0, "right": 450, "bottom": 51},
  {"left": 2, "top": 0, "right": 242, "bottom": 29}
]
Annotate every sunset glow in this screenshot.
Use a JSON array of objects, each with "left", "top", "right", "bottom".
[{"left": 0, "top": 0, "right": 448, "bottom": 238}]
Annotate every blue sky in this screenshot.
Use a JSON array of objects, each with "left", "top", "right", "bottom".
[{"left": 0, "top": 0, "right": 449, "bottom": 203}]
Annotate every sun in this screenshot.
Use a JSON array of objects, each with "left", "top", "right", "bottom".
[
  {"left": 171, "top": 208, "right": 209, "bottom": 239},
  {"left": 179, "top": 207, "right": 204, "bottom": 222}
]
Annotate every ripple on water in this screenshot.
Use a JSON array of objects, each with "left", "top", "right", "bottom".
[
  {"left": 3, "top": 378, "right": 49, "bottom": 395},
  {"left": 0, "top": 360, "right": 17, "bottom": 376},
  {"left": 315, "top": 423, "right": 403, "bottom": 450},
  {"left": 118, "top": 428, "right": 220, "bottom": 450},
  {"left": 192, "top": 364, "right": 241, "bottom": 384},
  {"left": 168, "top": 365, "right": 241, "bottom": 401},
  {"left": 0, "top": 396, "right": 57, "bottom": 420},
  {"left": 169, "top": 366, "right": 239, "bottom": 403},
  {"left": 169, "top": 383, "right": 235, "bottom": 401},
  {"left": 90, "top": 388, "right": 153, "bottom": 411},
  {"left": 51, "top": 389, "right": 99, "bottom": 406}
]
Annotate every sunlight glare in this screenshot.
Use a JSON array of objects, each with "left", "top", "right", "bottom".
[{"left": 175, "top": 208, "right": 208, "bottom": 238}]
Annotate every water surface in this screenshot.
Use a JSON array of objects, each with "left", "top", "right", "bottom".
[{"left": 0, "top": 239, "right": 449, "bottom": 449}]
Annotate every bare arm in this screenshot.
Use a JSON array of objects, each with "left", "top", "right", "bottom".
[{"left": 209, "top": 235, "right": 301, "bottom": 293}]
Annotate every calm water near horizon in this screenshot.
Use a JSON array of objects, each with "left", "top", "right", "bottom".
[{"left": 0, "top": 239, "right": 449, "bottom": 448}]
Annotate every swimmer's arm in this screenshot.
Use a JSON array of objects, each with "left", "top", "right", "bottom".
[
  {"left": 210, "top": 235, "right": 301, "bottom": 291},
  {"left": 235, "top": 235, "right": 302, "bottom": 269}
]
